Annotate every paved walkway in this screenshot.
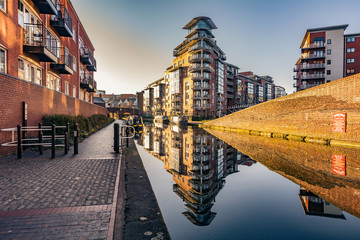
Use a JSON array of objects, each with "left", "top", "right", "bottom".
[{"left": 0, "top": 121, "right": 122, "bottom": 240}]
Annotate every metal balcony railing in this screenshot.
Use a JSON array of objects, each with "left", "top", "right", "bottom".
[
  {"left": 23, "top": 23, "right": 59, "bottom": 62},
  {"left": 301, "top": 53, "right": 325, "bottom": 59},
  {"left": 80, "top": 47, "right": 93, "bottom": 65},
  {"left": 300, "top": 83, "right": 323, "bottom": 90},
  {"left": 50, "top": 4, "right": 73, "bottom": 37},
  {"left": 301, "top": 73, "right": 325, "bottom": 80},
  {"left": 32, "top": 0, "right": 58, "bottom": 15},
  {"left": 301, "top": 42, "right": 325, "bottom": 49},
  {"left": 301, "top": 63, "right": 325, "bottom": 70}
]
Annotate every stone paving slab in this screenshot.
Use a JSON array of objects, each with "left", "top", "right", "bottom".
[
  {"left": 0, "top": 210, "right": 111, "bottom": 240},
  {"left": 0, "top": 158, "right": 118, "bottom": 211}
]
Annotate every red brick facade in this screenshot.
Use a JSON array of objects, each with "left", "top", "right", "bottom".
[{"left": 0, "top": 73, "right": 107, "bottom": 156}]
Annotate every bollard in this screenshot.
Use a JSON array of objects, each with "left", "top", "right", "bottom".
[
  {"left": 64, "top": 122, "right": 69, "bottom": 154},
  {"left": 66, "top": 122, "right": 70, "bottom": 152},
  {"left": 126, "top": 127, "right": 129, "bottom": 148},
  {"left": 74, "top": 123, "right": 78, "bottom": 154},
  {"left": 38, "top": 123, "right": 43, "bottom": 155},
  {"left": 64, "top": 132, "right": 68, "bottom": 154},
  {"left": 17, "top": 125, "right": 22, "bottom": 159},
  {"left": 114, "top": 123, "right": 119, "bottom": 153},
  {"left": 51, "top": 124, "right": 56, "bottom": 158}
]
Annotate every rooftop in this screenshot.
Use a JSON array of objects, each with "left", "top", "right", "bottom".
[{"left": 183, "top": 16, "right": 217, "bottom": 30}]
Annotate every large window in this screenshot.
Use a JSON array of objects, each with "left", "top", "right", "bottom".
[
  {"left": 347, "top": 48, "right": 355, "bottom": 53},
  {"left": 347, "top": 37, "right": 355, "bottom": 42},
  {"left": 0, "top": 47, "right": 6, "bottom": 73},
  {"left": 216, "top": 61, "right": 224, "bottom": 94},
  {"left": 0, "top": 0, "right": 5, "bottom": 12},
  {"left": 46, "top": 73, "right": 61, "bottom": 91},
  {"left": 347, "top": 58, "right": 355, "bottom": 63},
  {"left": 258, "top": 85, "right": 264, "bottom": 102},
  {"left": 18, "top": 58, "right": 42, "bottom": 84},
  {"left": 266, "top": 84, "right": 272, "bottom": 100},
  {"left": 247, "top": 82, "right": 254, "bottom": 104},
  {"left": 170, "top": 69, "right": 180, "bottom": 94}
]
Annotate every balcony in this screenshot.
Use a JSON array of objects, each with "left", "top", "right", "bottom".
[
  {"left": 80, "top": 47, "right": 93, "bottom": 65},
  {"left": 80, "top": 75, "right": 95, "bottom": 92},
  {"left": 50, "top": 49, "right": 74, "bottom": 74},
  {"left": 50, "top": 5, "right": 73, "bottom": 37},
  {"left": 193, "top": 83, "right": 210, "bottom": 90},
  {"left": 293, "top": 83, "right": 299, "bottom": 88},
  {"left": 293, "top": 74, "right": 299, "bottom": 80},
  {"left": 23, "top": 24, "right": 58, "bottom": 62},
  {"left": 301, "top": 53, "right": 325, "bottom": 60},
  {"left": 293, "top": 66, "right": 299, "bottom": 72},
  {"left": 193, "top": 104, "right": 211, "bottom": 109},
  {"left": 300, "top": 83, "right": 323, "bottom": 90},
  {"left": 188, "top": 44, "right": 212, "bottom": 53},
  {"left": 87, "top": 58, "right": 97, "bottom": 72},
  {"left": 301, "top": 63, "right": 325, "bottom": 70},
  {"left": 301, "top": 42, "right": 325, "bottom": 49},
  {"left": 32, "top": 0, "right": 58, "bottom": 15},
  {"left": 188, "top": 64, "right": 213, "bottom": 73},
  {"left": 301, "top": 73, "right": 325, "bottom": 80},
  {"left": 189, "top": 54, "right": 212, "bottom": 63}
]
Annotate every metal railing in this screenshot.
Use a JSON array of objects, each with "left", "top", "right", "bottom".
[
  {"left": 23, "top": 23, "right": 59, "bottom": 58},
  {"left": 301, "top": 63, "right": 325, "bottom": 70},
  {"left": 0, "top": 123, "right": 79, "bottom": 159},
  {"left": 301, "top": 73, "right": 325, "bottom": 79},
  {"left": 52, "top": 4, "right": 73, "bottom": 32}
]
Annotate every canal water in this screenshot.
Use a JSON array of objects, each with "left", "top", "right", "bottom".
[{"left": 135, "top": 123, "right": 360, "bottom": 240}]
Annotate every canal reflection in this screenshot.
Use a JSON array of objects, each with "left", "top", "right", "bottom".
[
  {"left": 137, "top": 123, "right": 257, "bottom": 225},
  {"left": 204, "top": 127, "right": 360, "bottom": 219}
]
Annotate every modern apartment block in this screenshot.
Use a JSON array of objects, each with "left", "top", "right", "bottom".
[
  {"left": 142, "top": 16, "right": 285, "bottom": 119},
  {"left": 294, "top": 24, "right": 360, "bottom": 91},
  {"left": 0, "top": 0, "right": 97, "bottom": 102}
]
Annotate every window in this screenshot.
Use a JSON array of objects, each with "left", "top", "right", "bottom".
[
  {"left": 72, "top": 56, "right": 77, "bottom": 72},
  {"left": 0, "top": 47, "right": 6, "bottom": 73},
  {"left": 347, "top": 37, "right": 355, "bottom": 42},
  {"left": 0, "top": 0, "right": 5, "bottom": 12},
  {"left": 327, "top": 49, "right": 331, "bottom": 55},
  {"left": 18, "top": 1, "right": 24, "bottom": 27},
  {"left": 46, "top": 73, "right": 61, "bottom": 91},
  {"left": 347, "top": 48, "right": 355, "bottom": 53},
  {"left": 327, "top": 60, "right": 331, "bottom": 65},
  {"left": 327, "top": 39, "right": 331, "bottom": 44},
  {"left": 327, "top": 70, "right": 331, "bottom": 75},
  {"left": 72, "top": 25, "right": 76, "bottom": 42},
  {"left": 36, "top": 68, "right": 42, "bottom": 85},
  {"left": 347, "top": 69, "right": 355, "bottom": 74},
  {"left": 73, "top": 86, "right": 77, "bottom": 97},
  {"left": 347, "top": 58, "right": 355, "bottom": 63},
  {"left": 65, "top": 81, "right": 70, "bottom": 95}
]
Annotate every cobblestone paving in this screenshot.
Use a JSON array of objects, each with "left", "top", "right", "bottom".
[
  {"left": 0, "top": 210, "right": 111, "bottom": 240},
  {"left": 0, "top": 158, "right": 118, "bottom": 211}
]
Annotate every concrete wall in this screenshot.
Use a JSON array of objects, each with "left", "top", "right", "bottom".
[
  {"left": 325, "top": 29, "right": 344, "bottom": 82},
  {"left": 205, "top": 73, "right": 360, "bottom": 144},
  {"left": 0, "top": 73, "right": 108, "bottom": 156}
]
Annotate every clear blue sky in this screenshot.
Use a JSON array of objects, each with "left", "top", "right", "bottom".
[{"left": 72, "top": 0, "right": 360, "bottom": 94}]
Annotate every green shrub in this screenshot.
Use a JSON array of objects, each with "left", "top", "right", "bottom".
[{"left": 42, "top": 114, "right": 113, "bottom": 142}]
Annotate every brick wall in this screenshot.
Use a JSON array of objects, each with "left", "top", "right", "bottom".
[
  {"left": 205, "top": 73, "right": 360, "bottom": 143},
  {"left": 0, "top": 73, "right": 108, "bottom": 156}
]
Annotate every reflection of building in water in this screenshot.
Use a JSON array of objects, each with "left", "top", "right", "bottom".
[
  {"left": 299, "top": 188, "right": 345, "bottom": 219},
  {"left": 143, "top": 124, "right": 252, "bottom": 225}
]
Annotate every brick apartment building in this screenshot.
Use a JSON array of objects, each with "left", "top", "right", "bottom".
[
  {"left": 141, "top": 16, "right": 286, "bottom": 119},
  {"left": 0, "top": 0, "right": 97, "bottom": 102},
  {"left": 294, "top": 24, "right": 360, "bottom": 91}
]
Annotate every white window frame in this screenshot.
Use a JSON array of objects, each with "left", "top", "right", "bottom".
[
  {"left": 73, "top": 85, "right": 77, "bottom": 98},
  {"left": 0, "top": 0, "right": 6, "bottom": 12},
  {"left": 0, "top": 46, "right": 6, "bottom": 74},
  {"left": 65, "top": 81, "right": 70, "bottom": 95}
]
